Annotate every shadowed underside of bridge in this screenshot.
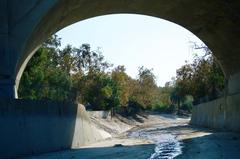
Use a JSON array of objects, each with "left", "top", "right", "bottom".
[{"left": 0, "top": 0, "right": 240, "bottom": 158}]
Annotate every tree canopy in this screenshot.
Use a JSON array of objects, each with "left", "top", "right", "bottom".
[{"left": 19, "top": 35, "right": 225, "bottom": 114}]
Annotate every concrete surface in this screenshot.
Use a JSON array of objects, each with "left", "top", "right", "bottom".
[
  {"left": 228, "top": 72, "right": 240, "bottom": 95},
  {"left": 71, "top": 105, "right": 109, "bottom": 148},
  {"left": 191, "top": 93, "right": 240, "bottom": 131},
  {"left": 23, "top": 144, "right": 155, "bottom": 159},
  {"left": 0, "top": 100, "right": 105, "bottom": 159},
  {"left": 177, "top": 131, "right": 240, "bottom": 159},
  {"left": 1, "top": 0, "right": 240, "bottom": 98},
  {"left": 87, "top": 110, "right": 110, "bottom": 119},
  {"left": 24, "top": 114, "right": 240, "bottom": 159}
]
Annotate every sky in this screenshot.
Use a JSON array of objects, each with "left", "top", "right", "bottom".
[{"left": 57, "top": 14, "right": 204, "bottom": 87}]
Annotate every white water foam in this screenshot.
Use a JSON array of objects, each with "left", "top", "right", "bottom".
[{"left": 129, "top": 126, "right": 182, "bottom": 159}]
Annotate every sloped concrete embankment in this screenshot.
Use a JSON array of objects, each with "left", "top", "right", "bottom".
[
  {"left": 0, "top": 100, "right": 106, "bottom": 159},
  {"left": 71, "top": 105, "right": 110, "bottom": 148},
  {"left": 191, "top": 94, "right": 240, "bottom": 131}
]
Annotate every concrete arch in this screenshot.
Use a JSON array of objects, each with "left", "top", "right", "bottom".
[
  {"left": 1, "top": 2, "right": 240, "bottom": 158},
  {"left": 1, "top": 0, "right": 240, "bottom": 98}
]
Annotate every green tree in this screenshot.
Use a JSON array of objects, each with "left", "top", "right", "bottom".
[
  {"left": 81, "top": 73, "right": 120, "bottom": 110},
  {"left": 70, "top": 44, "right": 114, "bottom": 104},
  {"left": 73, "top": 44, "right": 112, "bottom": 74},
  {"left": 130, "top": 66, "right": 158, "bottom": 109},
  {"left": 111, "top": 65, "right": 131, "bottom": 107},
  {"left": 175, "top": 44, "right": 224, "bottom": 104},
  {"left": 18, "top": 35, "right": 72, "bottom": 100},
  {"left": 170, "top": 85, "right": 184, "bottom": 113}
]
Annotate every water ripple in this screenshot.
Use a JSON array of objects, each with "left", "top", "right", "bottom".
[{"left": 129, "top": 126, "right": 182, "bottom": 159}]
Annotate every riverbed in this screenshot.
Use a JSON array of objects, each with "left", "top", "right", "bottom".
[
  {"left": 128, "top": 124, "right": 184, "bottom": 159},
  {"left": 24, "top": 114, "right": 240, "bottom": 159}
]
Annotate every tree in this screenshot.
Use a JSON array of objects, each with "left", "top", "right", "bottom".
[
  {"left": 170, "top": 85, "right": 184, "bottom": 113},
  {"left": 175, "top": 44, "right": 224, "bottom": 104},
  {"left": 130, "top": 66, "right": 158, "bottom": 109},
  {"left": 73, "top": 44, "right": 112, "bottom": 74},
  {"left": 81, "top": 73, "right": 120, "bottom": 110},
  {"left": 70, "top": 44, "right": 114, "bottom": 104},
  {"left": 58, "top": 44, "right": 75, "bottom": 75},
  {"left": 111, "top": 65, "right": 131, "bottom": 107},
  {"left": 18, "top": 35, "right": 72, "bottom": 101}
]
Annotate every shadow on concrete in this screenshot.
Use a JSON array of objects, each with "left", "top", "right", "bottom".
[
  {"left": 23, "top": 144, "right": 155, "bottom": 159},
  {"left": 160, "top": 113, "right": 190, "bottom": 119},
  {"left": 132, "top": 114, "right": 145, "bottom": 123},
  {"left": 0, "top": 99, "right": 78, "bottom": 159},
  {"left": 160, "top": 124, "right": 214, "bottom": 133},
  {"left": 148, "top": 113, "right": 179, "bottom": 120},
  {"left": 176, "top": 131, "right": 240, "bottom": 159},
  {"left": 25, "top": 130, "right": 240, "bottom": 159}
]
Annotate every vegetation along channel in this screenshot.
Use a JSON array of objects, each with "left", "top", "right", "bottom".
[{"left": 19, "top": 34, "right": 238, "bottom": 159}]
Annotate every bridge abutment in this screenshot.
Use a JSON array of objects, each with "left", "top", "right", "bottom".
[
  {"left": 228, "top": 72, "right": 240, "bottom": 96},
  {"left": 191, "top": 72, "right": 240, "bottom": 131},
  {"left": 0, "top": 79, "right": 18, "bottom": 98},
  {"left": 0, "top": 101, "right": 105, "bottom": 159}
]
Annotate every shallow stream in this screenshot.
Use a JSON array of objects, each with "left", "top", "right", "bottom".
[{"left": 128, "top": 124, "right": 183, "bottom": 159}]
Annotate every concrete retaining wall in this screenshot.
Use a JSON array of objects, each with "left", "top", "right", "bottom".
[
  {"left": 0, "top": 100, "right": 104, "bottom": 159},
  {"left": 190, "top": 93, "right": 240, "bottom": 131}
]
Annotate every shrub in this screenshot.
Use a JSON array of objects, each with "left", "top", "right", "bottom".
[
  {"left": 165, "top": 104, "right": 177, "bottom": 113},
  {"left": 181, "top": 95, "right": 193, "bottom": 112},
  {"left": 151, "top": 102, "right": 168, "bottom": 112},
  {"left": 126, "top": 100, "right": 142, "bottom": 115}
]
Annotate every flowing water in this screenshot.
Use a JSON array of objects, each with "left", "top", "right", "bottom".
[{"left": 128, "top": 124, "right": 183, "bottom": 159}]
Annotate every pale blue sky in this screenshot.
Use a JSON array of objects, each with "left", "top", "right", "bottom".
[{"left": 57, "top": 14, "right": 204, "bottom": 86}]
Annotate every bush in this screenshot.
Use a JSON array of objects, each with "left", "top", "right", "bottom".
[
  {"left": 165, "top": 104, "right": 177, "bottom": 113},
  {"left": 151, "top": 102, "right": 168, "bottom": 112},
  {"left": 181, "top": 95, "right": 193, "bottom": 112},
  {"left": 126, "top": 100, "right": 142, "bottom": 115}
]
